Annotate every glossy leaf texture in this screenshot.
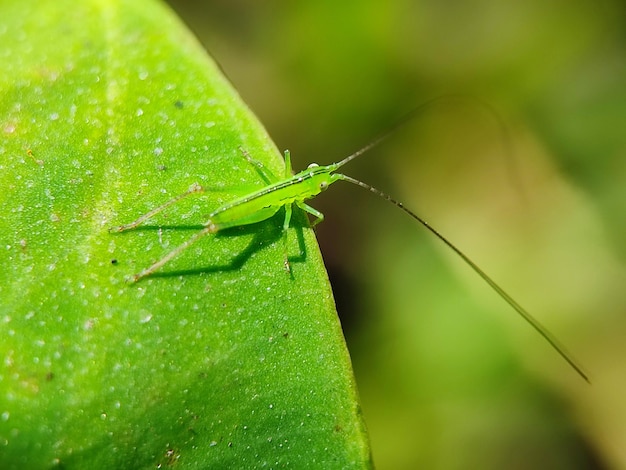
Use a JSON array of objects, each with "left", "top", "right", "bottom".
[{"left": 0, "top": 1, "right": 370, "bottom": 468}]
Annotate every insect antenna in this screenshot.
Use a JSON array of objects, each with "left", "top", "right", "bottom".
[
  {"left": 336, "top": 173, "right": 589, "bottom": 383},
  {"left": 336, "top": 94, "right": 514, "bottom": 171}
]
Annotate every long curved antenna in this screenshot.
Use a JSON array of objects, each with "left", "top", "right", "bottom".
[
  {"left": 338, "top": 173, "right": 589, "bottom": 383},
  {"left": 336, "top": 94, "right": 514, "bottom": 170}
]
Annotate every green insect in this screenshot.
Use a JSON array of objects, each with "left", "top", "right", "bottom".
[{"left": 110, "top": 115, "right": 588, "bottom": 383}]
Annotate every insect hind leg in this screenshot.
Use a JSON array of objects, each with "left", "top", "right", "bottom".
[
  {"left": 131, "top": 224, "right": 216, "bottom": 282},
  {"left": 110, "top": 183, "right": 203, "bottom": 232}
]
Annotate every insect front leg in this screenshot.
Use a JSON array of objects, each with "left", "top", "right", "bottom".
[{"left": 296, "top": 202, "right": 324, "bottom": 227}]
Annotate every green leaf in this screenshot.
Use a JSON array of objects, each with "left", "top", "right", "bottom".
[{"left": 0, "top": 1, "right": 370, "bottom": 468}]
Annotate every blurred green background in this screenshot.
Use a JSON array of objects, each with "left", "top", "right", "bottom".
[{"left": 165, "top": 1, "right": 625, "bottom": 468}]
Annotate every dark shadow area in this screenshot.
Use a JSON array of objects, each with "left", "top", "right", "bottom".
[{"left": 111, "top": 210, "right": 310, "bottom": 281}]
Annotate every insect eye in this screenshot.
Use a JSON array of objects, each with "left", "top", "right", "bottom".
[
  {"left": 307, "top": 163, "right": 319, "bottom": 169},
  {"left": 319, "top": 181, "right": 328, "bottom": 190}
]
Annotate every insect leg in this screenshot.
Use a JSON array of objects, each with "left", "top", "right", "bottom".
[
  {"left": 238, "top": 147, "right": 278, "bottom": 185},
  {"left": 283, "top": 150, "right": 292, "bottom": 177},
  {"left": 132, "top": 224, "right": 216, "bottom": 282},
  {"left": 282, "top": 204, "right": 293, "bottom": 273},
  {"left": 110, "top": 183, "right": 203, "bottom": 232},
  {"left": 296, "top": 202, "right": 324, "bottom": 227}
]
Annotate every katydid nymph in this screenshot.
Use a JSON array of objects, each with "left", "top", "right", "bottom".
[{"left": 110, "top": 110, "right": 589, "bottom": 383}]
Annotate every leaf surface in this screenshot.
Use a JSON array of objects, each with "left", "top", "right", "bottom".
[{"left": 0, "top": 1, "right": 370, "bottom": 468}]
